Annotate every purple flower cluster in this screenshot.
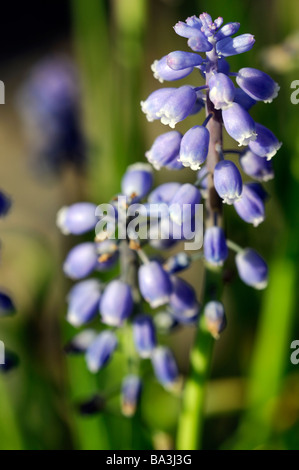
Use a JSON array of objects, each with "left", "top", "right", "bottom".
[
  {"left": 58, "top": 163, "right": 206, "bottom": 416},
  {"left": 141, "top": 11, "right": 279, "bottom": 295},
  {"left": 18, "top": 57, "right": 86, "bottom": 176},
  {"left": 58, "top": 12, "right": 280, "bottom": 415}
]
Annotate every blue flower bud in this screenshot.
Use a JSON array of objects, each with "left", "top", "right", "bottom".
[
  {"left": 167, "top": 51, "right": 203, "bottom": 70},
  {"left": 0, "top": 291, "right": 15, "bottom": 316},
  {"left": 133, "top": 314, "right": 156, "bottom": 358},
  {"left": 85, "top": 331, "right": 118, "bottom": 373},
  {"left": 216, "top": 34, "right": 255, "bottom": 57},
  {"left": 138, "top": 261, "right": 172, "bottom": 308},
  {"left": 214, "top": 160, "right": 243, "bottom": 204},
  {"left": 204, "top": 301, "right": 227, "bottom": 339},
  {"left": 145, "top": 131, "right": 183, "bottom": 170},
  {"left": 235, "top": 248, "right": 268, "bottom": 289},
  {"left": 247, "top": 182, "right": 268, "bottom": 201},
  {"left": 141, "top": 88, "right": 175, "bottom": 122},
  {"left": 236, "top": 68, "right": 280, "bottom": 103},
  {"left": 67, "top": 279, "right": 102, "bottom": 327},
  {"left": 156, "top": 86, "right": 197, "bottom": 128},
  {"left": 169, "top": 276, "right": 200, "bottom": 322},
  {"left": 65, "top": 329, "right": 98, "bottom": 354},
  {"left": 240, "top": 149, "right": 274, "bottom": 182},
  {"left": 100, "top": 280, "right": 134, "bottom": 327},
  {"left": 163, "top": 252, "right": 191, "bottom": 274},
  {"left": 222, "top": 102, "right": 257, "bottom": 146},
  {"left": 214, "top": 22, "right": 240, "bottom": 41},
  {"left": 57, "top": 202, "right": 97, "bottom": 235},
  {"left": 249, "top": 123, "right": 282, "bottom": 159},
  {"left": 151, "top": 347, "right": 179, "bottom": 388},
  {"left": 121, "top": 375, "right": 142, "bottom": 417},
  {"left": 63, "top": 243, "right": 98, "bottom": 280},
  {"left": 204, "top": 226, "right": 228, "bottom": 266},
  {"left": 148, "top": 182, "right": 181, "bottom": 204},
  {"left": 0, "top": 191, "right": 12, "bottom": 217},
  {"left": 151, "top": 56, "right": 193, "bottom": 83},
  {"left": 179, "top": 126, "right": 209, "bottom": 170},
  {"left": 233, "top": 183, "right": 265, "bottom": 227},
  {"left": 169, "top": 183, "right": 201, "bottom": 224},
  {"left": 121, "top": 163, "right": 153, "bottom": 200},
  {"left": 234, "top": 88, "right": 256, "bottom": 110},
  {"left": 174, "top": 19, "right": 212, "bottom": 52},
  {"left": 209, "top": 73, "right": 235, "bottom": 110}
]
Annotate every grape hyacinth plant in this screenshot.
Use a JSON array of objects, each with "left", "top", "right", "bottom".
[{"left": 57, "top": 12, "right": 281, "bottom": 450}]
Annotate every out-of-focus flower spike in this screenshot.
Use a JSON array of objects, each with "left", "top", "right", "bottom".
[
  {"left": 151, "top": 56, "right": 194, "bottom": 83},
  {"left": 67, "top": 279, "right": 102, "bottom": 327},
  {"left": 145, "top": 131, "right": 183, "bottom": 171},
  {"left": 167, "top": 51, "right": 203, "bottom": 70},
  {"left": 121, "top": 375, "right": 142, "bottom": 417},
  {"left": 234, "top": 88, "right": 256, "bottom": 110},
  {"left": 63, "top": 243, "right": 98, "bottom": 280},
  {"left": 214, "top": 160, "right": 243, "bottom": 204},
  {"left": 214, "top": 22, "right": 240, "bottom": 41},
  {"left": 138, "top": 261, "right": 172, "bottom": 308},
  {"left": 64, "top": 329, "right": 98, "bottom": 354},
  {"left": 85, "top": 331, "right": 118, "bottom": 373},
  {"left": 249, "top": 123, "right": 282, "bottom": 159},
  {"left": 216, "top": 34, "right": 255, "bottom": 57},
  {"left": 236, "top": 67, "right": 280, "bottom": 103},
  {"left": 151, "top": 347, "right": 179, "bottom": 389},
  {"left": 0, "top": 292, "right": 16, "bottom": 317},
  {"left": 57, "top": 202, "right": 98, "bottom": 235},
  {"left": 0, "top": 191, "right": 12, "bottom": 217},
  {"left": 133, "top": 314, "right": 156, "bottom": 358},
  {"left": 179, "top": 125, "right": 209, "bottom": 170},
  {"left": 154, "top": 311, "right": 178, "bottom": 334},
  {"left": 204, "top": 226, "right": 228, "bottom": 266},
  {"left": 100, "top": 280, "right": 133, "bottom": 327},
  {"left": 233, "top": 183, "right": 265, "bottom": 227},
  {"left": 235, "top": 248, "right": 268, "bottom": 289},
  {"left": 141, "top": 88, "right": 175, "bottom": 122},
  {"left": 222, "top": 102, "right": 257, "bottom": 146},
  {"left": 204, "top": 301, "right": 227, "bottom": 339},
  {"left": 208, "top": 73, "right": 235, "bottom": 110},
  {"left": 121, "top": 163, "right": 153, "bottom": 201}
]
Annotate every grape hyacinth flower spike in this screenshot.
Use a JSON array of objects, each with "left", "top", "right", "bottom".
[{"left": 57, "top": 11, "right": 281, "bottom": 436}]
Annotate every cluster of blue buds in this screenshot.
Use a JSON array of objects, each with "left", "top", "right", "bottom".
[
  {"left": 0, "top": 191, "right": 17, "bottom": 372},
  {"left": 18, "top": 57, "right": 86, "bottom": 176},
  {"left": 57, "top": 162, "right": 207, "bottom": 416},
  {"left": 141, "top": 12, "right": 279, "bottom": 296},
  {"left": 57, "top": 12, "right": 280, "bottom": 416}
]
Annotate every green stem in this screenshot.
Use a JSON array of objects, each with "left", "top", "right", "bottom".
[{"left": 176, "top": 313, "right": 214, "bottom": 450}]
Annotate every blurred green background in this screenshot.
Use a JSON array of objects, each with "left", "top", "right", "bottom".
[{"left": 0, "top": 0, "right": 299, "bottom": 450}]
